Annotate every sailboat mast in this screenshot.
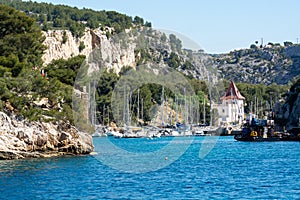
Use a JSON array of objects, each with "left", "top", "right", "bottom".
[
  {"left": 126, "top": 88, "right": 130, "bottom": 130},
  {"left": 230, "top": 87, "right": 234, "bottom": 122},
  {"left": 189, "top": 96, "right": 192, "bottom": 124},
  {"left": 169, "top": 98, "right": 172, "bottom": 125},
  {"left": 129, "top": 91, "right": 132, "bottom": 126},
  {"left": 103, "top": 105, "right": 105, "bottom": 125},
  {"left": 208, "top": 74, "right": 212, "bottom": 126},
  {"left": 165, "top": 97, "right": 168, "bottom": 125},
  {"left": 184, "top": 88, "right": 188, "bottom": 124},
  {"left": 116, "top": 94, "right": 119, "bottom": 125},
  {"left": 137, "top": 88, "right": 140, "bottom": 122},
  {"left": 123, "top": 81, "right": 130, "bottom": 129},
  {"left": 141, "top": 98, "right": 144, "bottom": 124},
  {"left": 161, "top": 86, "right": 164, "bottom": 126},
  {"left": 203, "top": 98, "right": 206, "bottom": 125},
  {"left": 196, "top": 96, "right": 199, "bottom": 124},
  {"left": 260, "top": 99, "right": 263, "bottom": 118},
  {"left": 108, "top": 106, "right": 110, "bottom": 126},
  {"left": 92, "top": 80, "right": 96, "bottom": 126},
  {"left": 176, "top": 95, "right": 178, "bottom": 123},
  {"left": 123, "top": 81, "right": 126, "bottom": 126}
]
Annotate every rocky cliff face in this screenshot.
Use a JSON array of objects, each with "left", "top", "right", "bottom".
[
  {"left": 42, "top": 28, "right": 300, "bottom": 85},
  {"left": 0, "top": 112, "right": 94, "bottom": 160},
  {"left": 42, "top": 29, "right": 93, "bottom": 64},
  {"left": 42, "top": 28, "right": 136, "bottom": 74},
  {"left": 204, "top": 45, "right": 300, "bottom": 85},
  {"left": 287, "top": 93, "right": 300, "bottom": 128},
  {"left": 281, "top": 79, "right": 300, "bottom": 129}
]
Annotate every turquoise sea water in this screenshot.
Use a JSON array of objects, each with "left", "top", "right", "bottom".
[{"left": 0, "top": 136, "right": 299, "bottom": 199}]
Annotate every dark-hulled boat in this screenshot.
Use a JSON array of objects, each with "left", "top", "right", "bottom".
[{"left": 234, "top": 119, "right": 300, "bottom": 142}]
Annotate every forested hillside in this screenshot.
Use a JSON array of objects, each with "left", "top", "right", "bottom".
[
  {"left": 0, "top": 5, "right": 77, "bottom": 122},
  {"left": 0, "top": 1, "right": 298, "bottom": 128},
  {"left": 0, "top": 0, "right": 150, "bottom": 37}
]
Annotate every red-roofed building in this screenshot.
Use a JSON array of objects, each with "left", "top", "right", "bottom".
[
  {"left": 220, "top": 81, "right": 245, "bottom": 101},
  {"left": 215, "top": 81, "right": 245, "bottom": 125}
]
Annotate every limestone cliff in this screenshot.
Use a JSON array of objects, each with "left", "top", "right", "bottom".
[
  {"left": 0, "top": 112, "right": 94, "bottom": 160},
  {"left": 42, "top": 28, "right": 300, "bottom": 86},
  {"left": 202, "top": 45, "right": 300, "bottom": 85},
  {"left": 42, "top": 28, "right": 136, "bottom": 74},
  {"left": 42, "top": 29, "right": 93, "bottom": 64}
]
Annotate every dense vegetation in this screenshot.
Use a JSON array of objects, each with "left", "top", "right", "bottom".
[
  {"left": 0, "top": 3, "right": 151, "bottom": 125},
  {"left": 0, "top": 0, "right": 151, "bottom": 37},
  {"left": 0, "top": 5, "right": 82, "bottom": 122},
  {"left": 235, "top": 82, "right": 289, "bottom": 114},
  {"left": 95, "top": 69, "right": 211, "bottom": 126},
  {"left": 0, "top": 3, "right": 296, "bottom": 128},
  {"left": 94, "top": 71, "right": 290, "bottom": 126},
  {"left": 284, "top": 77, "right": 300, "bottom": 112},
  {"left": 0, "top": 5, "right": 45, "bottom": 76}
]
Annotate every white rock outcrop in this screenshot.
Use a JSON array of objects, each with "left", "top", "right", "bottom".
[
  {"left": 42, "top": 28, "right": 136, "bottom": 74},
  {"left": 0, "top": 112, "right": 94, "bottom": 160}
]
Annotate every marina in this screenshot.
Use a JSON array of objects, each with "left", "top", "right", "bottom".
[{"left": 92, "top": 80, "right": 300, "bottom": 141}]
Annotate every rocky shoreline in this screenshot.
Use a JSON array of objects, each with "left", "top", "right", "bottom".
[{"left": 0, "top": 112, "right": 94, "bottom": 160}]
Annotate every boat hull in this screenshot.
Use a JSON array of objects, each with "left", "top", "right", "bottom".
[{"left": 234, "top": 135, "right": 300, "bottom": 142}]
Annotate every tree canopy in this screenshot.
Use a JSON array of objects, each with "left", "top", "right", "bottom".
[
  {"left": 0, "top": 0, "right": 151, "bottom": 37},
  {"left": 0, "top": 5, "right": 45, "bottom": 76}
]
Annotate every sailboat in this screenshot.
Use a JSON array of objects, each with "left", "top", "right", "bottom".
[{"left": 120, "top": 83, "right": 147, "bottom": 138}]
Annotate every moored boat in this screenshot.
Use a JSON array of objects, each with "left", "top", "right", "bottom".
[{"left": 234, "top": 118, "right": 300, "bottom": 142}]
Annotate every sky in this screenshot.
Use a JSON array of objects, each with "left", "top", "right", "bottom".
[{"left": 34, "top": 0, "right": 300, "bottom": 54}]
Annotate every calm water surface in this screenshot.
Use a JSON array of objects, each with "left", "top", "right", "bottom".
[{"left": 0, "top": 136, "right": 299, "bottom": 199}]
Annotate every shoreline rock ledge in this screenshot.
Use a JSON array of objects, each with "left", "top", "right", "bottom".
[{"left": 0, "top": 112, "right": 94, "bottom": 160}]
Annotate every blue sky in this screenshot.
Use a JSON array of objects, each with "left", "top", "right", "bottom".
[{"left": 34, "top": 0, "right": 300, "bottom": 54}]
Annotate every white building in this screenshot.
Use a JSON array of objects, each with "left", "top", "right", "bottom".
[{"left": 214, "top": 81, "right": 245, "bottom": 125}]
